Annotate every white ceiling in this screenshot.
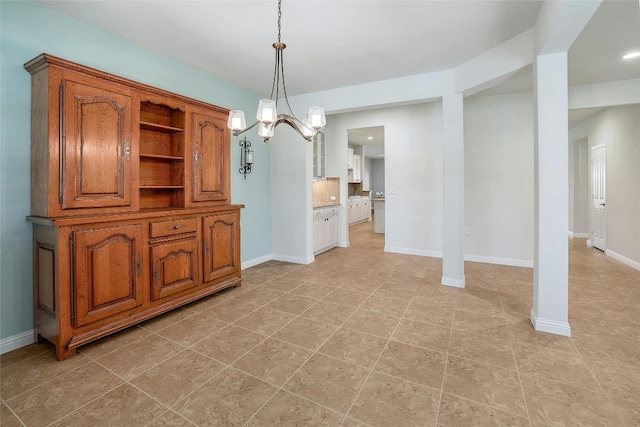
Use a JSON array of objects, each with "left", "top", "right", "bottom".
[
  {"left": 348, "top": 126, "right": 385, "bottom": 158},
  {"left": 40, "top": 0, "right": 548, "bottom": 96},
  {"left": 475, "top": 0, "right": 640, "bottom": 97},
  {"left": 38, "top": 0, "right": 639, "bottom": 149}
]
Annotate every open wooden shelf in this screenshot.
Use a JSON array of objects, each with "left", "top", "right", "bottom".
[
  {"left": 140, "top": 121, "right": 184, "bottom": 134},
  {"left": 139, "top": 102, "right": 186, "bottom": 209},
  {"left": 140, "top": 154, "right": 184, "bottom": 161}
]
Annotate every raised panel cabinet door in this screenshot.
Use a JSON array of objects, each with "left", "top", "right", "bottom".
[
  {"left": 72, "top": 224, "right": 143, "bottom": 327},
  {"left": 150, "top": 237, "right": 198, "bottom": 301},
  {"left": 327, "top": 216, "right": 339, "bottom": 246},
  {"left": 192, "top": 111, "right": 230, "bottom": 203},
  {"left": 62, "top": 80, "right": 132, "bottom": 209},
  {"left": 313, "top": 217, "right": 327, "bottom": 252},
  {"left": 202, "top": 212, "right": 239, "bottom": 282}
]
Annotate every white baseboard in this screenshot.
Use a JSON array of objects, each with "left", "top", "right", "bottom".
[
  {"left": 382, "top": 247, "right": 533, "bottom": 268},
  {"left": 530, "top": 309, "right": 571, "bottom": 337},
  {"left": 442, "top": 276, "right": 466, "bottom": 288},
  {"left": 1, "top": 329, "right": 34, "bottom": 354},
  {"left": 586, "top": 239, "right": 592, "bottom": 247},
  {"left": 605, "top": 249, "right": 640, "bottom": 272},
  {"left": 271, "top": 253, "right": 314, "bottom": 265},
  {"left": 568, "top": 231, "right": 574, "bottom": 239},
  {"left": 242, "top": 254, "right": 273, "bottom": 270},
  {"left": 464, "top": 254, "right": 533, "bottom": 268},
  {"left": 573, "top": 233, "right": 588, "bottom": 238},
  {"left": 384, "top": 246, "right": 443, "bottom": 258}
]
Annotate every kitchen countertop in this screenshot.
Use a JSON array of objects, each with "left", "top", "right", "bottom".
[
  {"left": 314, "top": 203, "right": 339, "bottom": 209},
  {"left": 372, "top": 198, "right": 385, "bottom": 202}
]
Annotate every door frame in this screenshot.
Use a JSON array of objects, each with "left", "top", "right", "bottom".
[{"left": 589, "top": 144, "right": 606, "bottom": 251}]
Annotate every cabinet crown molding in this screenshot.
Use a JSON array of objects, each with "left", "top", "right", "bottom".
[{"left": 25, "top": 53, "right": 230, "bottom": 115}]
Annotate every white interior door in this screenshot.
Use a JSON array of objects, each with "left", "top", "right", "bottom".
[{"left": 591, "top": 145, "right": 606, "bottom": 251}]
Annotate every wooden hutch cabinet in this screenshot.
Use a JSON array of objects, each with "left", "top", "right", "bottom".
[{"left": 25, "top": 54, "right": 242, "bottom": 360}]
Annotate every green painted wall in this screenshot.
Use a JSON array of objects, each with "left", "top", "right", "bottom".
[{"left": 0, "top": 0, "right": 271, "bottom": 341}]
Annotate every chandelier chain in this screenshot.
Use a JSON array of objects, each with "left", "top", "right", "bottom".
[
  {"left": 226, "top": 0, "right": 325, "bottom": 141},
  {"left": 277, "top": 0, "right": 282, "bottom": 44}
]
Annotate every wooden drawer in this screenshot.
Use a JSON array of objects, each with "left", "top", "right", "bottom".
[
  {"left": 150, "top": 236, "right": 198, "bottom": 301},
  {"left": 150, "top": 218, "right": 197, "bottom": 238}
]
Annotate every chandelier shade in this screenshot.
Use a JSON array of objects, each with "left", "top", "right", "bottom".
[
  {"left": 227, "top": 110, "right": 246, "bottom": 132},
  {"left": 308, "top": 106, "right": 326, "bottom": 129},
  {"left": 227, "top": 0, "right": 325, "bottom": 142},
  {"left": 257, "top": 99, "right": 278, "bottom": 124}
]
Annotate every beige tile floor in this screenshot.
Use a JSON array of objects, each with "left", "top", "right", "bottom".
[{"left": 2, "top": 220, "right": 639, "bottom": 426}]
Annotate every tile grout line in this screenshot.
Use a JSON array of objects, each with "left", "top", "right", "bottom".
[
  {"left": 433, "top": 283, "right": 459, "bottom": 427},
  {"left": 337, "top": 286, "right": 424, "bottom": 427},
  {"left": 241, "top": 279, "right": 376, "bottom": 426},
  {"left": 498, "top": 278, "right": 534, "bottom": 427},
  {"left": 1, "top": 396, "right": 28, "bottom": 427},
  {"left": 77, "top": 346, "right": 202, "bottom": 419},
  {"left": 7, "top": 229, "right": 638, "bottom": 426},
  {"left": 167, "top": 271, "right": 380, "bottom": 425},
  {"left": 569, "top": 339, "right": 631, "bottom": 427},
  {"left": 21, "top": 335, "right": 193, "bottom": 425}
]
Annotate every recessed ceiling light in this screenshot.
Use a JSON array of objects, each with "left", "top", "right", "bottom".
[
  {"left": 367, "top": 136, "right": 373, "bottom": 140},
  {"left": 622, "top": 51, "right": 640, "bottom": 60}
]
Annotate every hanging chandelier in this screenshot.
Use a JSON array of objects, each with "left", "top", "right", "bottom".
[{"left": 226, "top": 0, "right": 325, "bottom": 142}]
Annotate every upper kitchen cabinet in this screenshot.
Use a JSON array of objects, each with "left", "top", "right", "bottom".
[
  {"left": 313, "top": 131, "right": 326, "bottom": 180},
  {"left": 347, "top": 148, "right": 354, "bottom": 169},
  {"left": 348, "top": 153, "right": 361, "bottom": 183},
  {"left": 361, "top": 151, "right": 370, "bottom": 191}
]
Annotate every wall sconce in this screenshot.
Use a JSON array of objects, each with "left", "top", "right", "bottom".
[{"left": 239, "top": 137, "right": 254, "bottom": 179}]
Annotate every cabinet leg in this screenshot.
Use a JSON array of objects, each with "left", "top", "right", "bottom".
[{"left": 55, "top": 346, "right": 77, "bottom": 361}]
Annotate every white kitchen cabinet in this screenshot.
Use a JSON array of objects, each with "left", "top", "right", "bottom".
[
  {"left": 347, "top": 148, "right": 354, "bottom": 169},
  {"left": 362, "top": 157, "right": 370, "bottom": 191},
  {"left": 313, "top": 206, "right": 339, "bottom": 254},
  {"left": 313, "top": 131, "right": 326, "bottom": 180},
  {"left": 326, "top": 215, "right": 339, "bottom": 246},
  {"left": 353, "top": 154, "right": 361, "bottom": 182},
  {"left": 348, "top": 196, "right": 370, "bottom": 225},
  {"left": 348, "top": 154, "right": 361, "bottom": 183},
  {"left": 361, "top": 197, "right": 370, "bottom": 221},
  {"left": 347, "top": 201, "right": 355, "bottom": 224},
  {"left": 313, "top": 216, "right": 327, "bottom": 251}
]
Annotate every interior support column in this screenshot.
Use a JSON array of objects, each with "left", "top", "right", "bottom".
[
  {"left": 531, "top": 52, "right": 571, "bottom": 336},
  {"left": 441, "top": 94, "right": 465, "bottom": 288}
]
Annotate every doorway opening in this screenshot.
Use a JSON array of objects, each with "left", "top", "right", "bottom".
[{"left": 346, "top": 126, "right": 385, "bottom": 243}]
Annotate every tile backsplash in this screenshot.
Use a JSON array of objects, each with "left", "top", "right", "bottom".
[
  {"left": 313, "top": 178, "right": 340, "bottom": 207},
  {"left": 349, "top": 182, "right": 371, "bottom": 198}
]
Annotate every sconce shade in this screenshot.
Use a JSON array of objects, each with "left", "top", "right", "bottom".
[
  {"left": 308, "top": 106, "right": 326, "bottom": 129},
  {"left": 257, "top": 99, "right": 277, "bottom": 124},
  {"left": 227, "top": 110, "right": 246, "bottom": 132}
]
